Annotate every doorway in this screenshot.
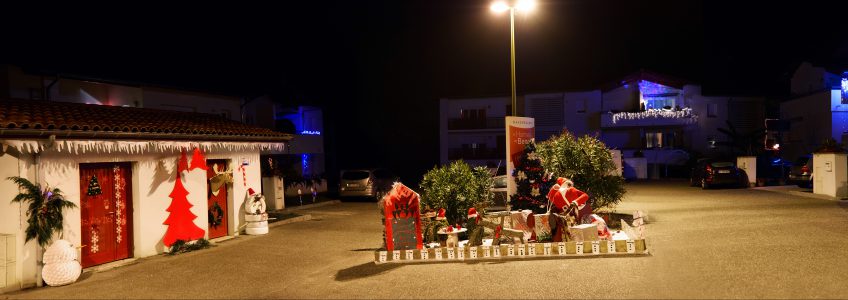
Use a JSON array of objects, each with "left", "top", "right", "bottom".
[{"left": 79, "top": 163, "right": 133, "bottom": 268}]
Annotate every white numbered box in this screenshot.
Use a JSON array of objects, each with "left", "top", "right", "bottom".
[
  {"left": 435, "top": 248, "right": 443, "bottom": 260},
  {"left": 392, "top": 250, "right": 401, "bottom": 261},
  {"left": 482, "top": 246, "right": 491, "bottom": 258},
  {"left": 626, "top": 240, "right": 636, "bottom": 253},
  {"left": 405, "top": 249, "right": 415, "bottom": 260},
  {"left": 575, "top": 242, "right": 584, "bottom": 255},
  {"left": 557, "top": 242, "right": 566, "bottom": 255},
  {"left": 517, "top": 244, "right": 526, "bottom": 256},
  {"left": 527, "top": 243, "right": 536, "bottom": 256},
  {"left": 457, "top": 247, "right": 465, "bottom": 260},
  {"left": 493, "top": 245, "right": 502, "bottom": 257},
  {"left": 507, "top": 245, "right": 515, "bottom": 256},
  {"left": 607, "top": 240, "right": 616, "bottom": 253},
  {"left": 447, "top": 248, "right": 456, "bottom": 259},
  {"left": 543, "top": 243, "right": 552, "bottom": 255},
  {"left": 469, "top": 247, "right": 478, "bottom": 259},
  {"left": 420, "top": 249, "right": 429, "bottom": 260},
  {"left": 591, "top": 241, "right": 600, "bottom": 254},
  {"left": 378, "top": 251, "right": 387, "bottom": 263}
]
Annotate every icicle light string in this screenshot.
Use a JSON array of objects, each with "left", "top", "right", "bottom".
[
  {"left": 611, "top": 108, "right": 697, "bottom": 124},
  {"left": 4, "top": 140, "right": 285, "bottom": 154}
]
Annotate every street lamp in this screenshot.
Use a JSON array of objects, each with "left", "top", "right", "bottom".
[{"left": 491, "top": 0, "right": 535, "bottom": 117}]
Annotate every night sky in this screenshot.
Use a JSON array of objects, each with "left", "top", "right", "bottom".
[{"left": 3, "top": 0, "right": 847, "bottom": 187}]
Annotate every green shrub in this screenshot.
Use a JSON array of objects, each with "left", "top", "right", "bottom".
[
  {"left": 420, "top": 160, "right": 493, "bottom": 224},
  {"left": 536, "top": 131, "right": 626, "bottom": 212},
  {"left": 167, "top": 238, "right": 212, "bottom": 255}
]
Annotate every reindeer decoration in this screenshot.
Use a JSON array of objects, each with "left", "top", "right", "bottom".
[{"left": 209, "top": 163, "right": 234, "bottom": 196}]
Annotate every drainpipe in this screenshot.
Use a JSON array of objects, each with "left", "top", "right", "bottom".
[
  {"left": 45, "top": 75, "right": 59, "bottom": 101},
  {"left": 33, "top": 150, "right": 44, "bottom": 287}
]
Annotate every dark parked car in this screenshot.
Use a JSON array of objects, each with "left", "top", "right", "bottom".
[
  {"left": 788, "top": 155, "right": 813, "bottom": 188},
  {"left": 690, "top": 158, "right": 749, "bottom": 189}
]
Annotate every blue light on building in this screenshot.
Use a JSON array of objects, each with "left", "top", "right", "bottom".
[
  {"left": 301, "top": 130, "right": 321, "bottom": 135},
  {"left": 842, "top": 71, "right": 848, "bottom": 103},
  {"left": 302, "top": 154, "right": 310, "bottom": 175}
]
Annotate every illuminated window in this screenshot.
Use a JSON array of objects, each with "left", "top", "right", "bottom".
[{"left": 646, "top": 132, "right": 663, "bottom": 148}]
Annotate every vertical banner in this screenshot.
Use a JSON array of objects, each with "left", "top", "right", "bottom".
[{"left": 505, "top": 116, "right": 535, "bottom": 205}]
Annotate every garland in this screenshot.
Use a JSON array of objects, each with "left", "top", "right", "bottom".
[{"left": 208, "top": 202, "right": 224, "bottom": 228}]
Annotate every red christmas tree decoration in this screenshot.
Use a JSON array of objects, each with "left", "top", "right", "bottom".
[
  {"left": 189, "top": 147, "right": 208, "bottom": 171},
  {"left": 177, "top": 149, "right": 189, "bottom": 174},
  {"left": 162, "top": 173, "right": 206, "bottom": 247}
]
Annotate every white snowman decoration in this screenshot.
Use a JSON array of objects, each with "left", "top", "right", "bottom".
[
  {"left": 244, "top": 188, "right": 269, "bottom": 235},
  {"left": 42, "top": 239, "right": 82, "bottom": 286}
]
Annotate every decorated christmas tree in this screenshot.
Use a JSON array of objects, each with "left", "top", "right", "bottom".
[
  {"left": 162, "top": 172, "right": 206, "bottom": 247},
  {"left": 509, "top": 142, "right": 552, "bottom": 214},
  {"left": 86, "top": 175, "right": 102, "bottom": 196}
]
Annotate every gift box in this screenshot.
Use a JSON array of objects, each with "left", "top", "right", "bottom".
[{"left": 568, "top": 224, "right": 598, "bottom": 242}]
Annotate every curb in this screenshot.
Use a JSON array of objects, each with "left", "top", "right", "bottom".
[
  {"left": 752, "top": 186, "right": 848, "bottom": 201},
  {"left": 281, "top": 200, "right": 342, "bottom": 211},
  {"left": 269, "top": 214, "right": 313, "bottom": 228}
]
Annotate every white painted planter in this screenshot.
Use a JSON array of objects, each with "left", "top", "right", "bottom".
[
  {"left": 813, "top": 153, "right": 848, "bottom": 198},
  {"left": 736, "top": 156, "right": 756, "bottom": 187}
]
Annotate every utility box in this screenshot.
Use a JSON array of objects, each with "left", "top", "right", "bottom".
[
  {"left": 261, "top": 177, "right": 285, "bottom": 211},
  {"left": 737, "top": 156, "right": 757, "bottom": 187},
  {"left": 0, "top": 233, "right": 17, "bottom": 292},
  {"left": 609, "top": 150, "right": 623, "bottom": 177},
  {"left": 812, "top": 153, "right": 848, "bottom": 198},
  {"left": 623, "top": 157, "right": 647, "bottom": 179}
]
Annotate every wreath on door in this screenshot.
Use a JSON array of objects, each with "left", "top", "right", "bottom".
[{"left": 208, "top": 202, "right": 224, "bottom": 228}]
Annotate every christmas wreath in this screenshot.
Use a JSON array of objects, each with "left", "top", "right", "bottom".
[{"left": 208, "top": 202, "right": 224, "bottom": 228}]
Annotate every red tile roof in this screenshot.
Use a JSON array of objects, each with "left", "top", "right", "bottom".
[{"left": 0, "top": 99, "right": 292, "bottom": 142}]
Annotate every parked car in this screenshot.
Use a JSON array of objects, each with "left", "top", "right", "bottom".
[
  {"left": 339, "top": 168, "right": 398, "bottom": 200},
  {"left": 490, "top": 173, "right": 508, "bottom": 211},
  {"left": 788, "top": 155, "right": 813, "bottom": 188},
  {"left": 755, "top": 154, "right": 791, "bottom": 186},
  {"left": 690, "top": 158, "right": 749, "bottom": 189}
]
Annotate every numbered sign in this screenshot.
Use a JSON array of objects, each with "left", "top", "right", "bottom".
[
  {"left": 543, "top": 243, "right": 552, "bottom": 256},
  {"left": 378, "top": 251, "right": 387, "bottom": 263},
  {"left": 447, "top": 248, "right": 456, "bottom": 259},
  {"left": 575, "top": 242, "right": 584, "bottom": 255},
  {"left": 493, "top": 246, "right": 502, "bottom": 257},
  {"left": 527, "top": 244, "right": 536, "bottom": 256},
  {"left": 405, "top": 249, "right": 415, "bottom": 260},
  {"left": 469, "top": 247, "right": 478, "bottom": 259},
  {"left": 457, "top": 248, "right": 465, "bottom": 259},
  {"left": 607, "top": 240, "right": 616, "bottom": 253},
  {"left": 626, "top": 240, "right": 636, "bottom": 253},
  {"left": 517, "top": 244, "right": 526, "bottom": 256},
  {"left": 392, "top": 250, "right": 401, "bottom": 261},
  {"left": 483, "top": 246, "right": 491, "bottom": 258},
  {"left": 591, "top": 241, "right": 600, "bottom": 254},
  {"left": 558, "top": 242, "right": 566, "bottom": 255},
  {"left": 435, "top": 249, "right": 443, "bottom": 260},
  {"left": 420, "top": 249, "right": 429, "bottom": 260},
  {"left": 507, "top": 245, "right": 515, "bottom": 256}
]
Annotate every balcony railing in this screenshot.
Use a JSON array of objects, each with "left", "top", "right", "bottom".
[
  {"left": 448, "top": 148, "right": 506, "bottom": 160},
  {"left": 447, "top": 117, "right": 505, "bottom": 130},
  {"left": 602, "top": 108, "right": 698, "bottom": 128}
]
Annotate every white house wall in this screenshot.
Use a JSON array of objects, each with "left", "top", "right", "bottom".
[
  {"left": 781, "top": 91, "right": 832, "bottom": 160},
  {"left": 0, "top": 151, "right": 38, "bottom": 290},
  {"left": 1, "top": 144, "right": 262, "bottom": 287}
]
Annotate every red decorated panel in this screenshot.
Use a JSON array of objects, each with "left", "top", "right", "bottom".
[
  {"left": 383, "top": 183, "right": 423, "bottom": 252},
  {"left": 80, "top": 163, "right": 133, "bottom": 268},
  {"left": 206, "top": 160, "right": 229, "bottom": 239}
]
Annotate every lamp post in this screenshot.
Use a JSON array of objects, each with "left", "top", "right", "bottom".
[{"left": 491, "top": 0, "right": 535, "bottom": 117}]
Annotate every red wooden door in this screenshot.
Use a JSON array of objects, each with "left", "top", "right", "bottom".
[
  {"left": 80, "top": 163, "right": 133, "bottom": 268},
  {"left": 207, "top": 160, "right": 229, "bottom": 239}
]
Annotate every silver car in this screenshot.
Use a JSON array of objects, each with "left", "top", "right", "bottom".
[{"left": 339, "top": 168, "right": 398, "bottom": 199}]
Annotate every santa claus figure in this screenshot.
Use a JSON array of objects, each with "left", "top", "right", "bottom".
[
  {"left": 547, "top": 177, "right": 592, "bottom": 217},
  {"left": 547, "top": 177, "right": 592, "bottom": 242}
]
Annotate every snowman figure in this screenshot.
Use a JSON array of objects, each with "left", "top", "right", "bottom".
[
  {"left": 42, "top": 240, "right": 82, "bottom": 286},
  {"left": 244, "top": 188, "right": 269, "bottom": 235}
]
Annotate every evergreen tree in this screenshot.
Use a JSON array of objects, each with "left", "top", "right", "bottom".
[{"left": 509, "top": 142, "right": 552, "bottom": 214}]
